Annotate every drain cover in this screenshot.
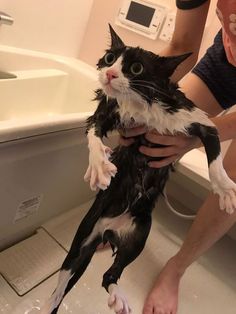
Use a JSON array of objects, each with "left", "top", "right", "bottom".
[{"left": 0, "top": 228, "right": 66, "bottom": 295}]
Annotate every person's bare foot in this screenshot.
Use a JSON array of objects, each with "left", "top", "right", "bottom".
[{"left": 143, "top": 258, "right": 183, "bottom": 314}]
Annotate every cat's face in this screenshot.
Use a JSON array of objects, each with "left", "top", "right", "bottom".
[{"left": 97, "top": 25, "right": 191, "bottom": 105}]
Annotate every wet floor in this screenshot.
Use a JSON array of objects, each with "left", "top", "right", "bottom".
[{"left": 1, "top": 198, "right": 236, "bottom": 314}]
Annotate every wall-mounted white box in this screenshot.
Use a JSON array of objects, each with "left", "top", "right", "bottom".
[{"left": 116, "top": 0, "right": 168, "bottom": 40}]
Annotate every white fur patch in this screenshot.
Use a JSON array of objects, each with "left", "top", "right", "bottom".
[
  {"left": 41, "top": 270, "right": 72, "bottom": 313},
  {"left": 84, "top": 127, "right": 117, "bottom": 190},
  {"left": 117, "top": 97, "right": 213, "bottom": 135},
  {"left": 83, "top": 211, "right": 135, "bottom": 247},
  {"left": 99, "top": 56, "right": 130, "bottom": 99},
  {"left": 108, "top": 284, "right": 131, "bottom": 314},
  {"left": 209, "top": 155, "right": 236, "bottom": 214}
]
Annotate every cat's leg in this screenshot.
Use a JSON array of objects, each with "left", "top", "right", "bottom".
[
  {"left": 102, "top": 215, "right": 152, "bottom": 314},
  {"left": 188, "top": 122, "right": 236, "bottom": 214},
  {"left": 40, "top": 238, "right": 101, "bottom": 314},
  {"left": 40, "top": 201, "right": 104, "bottom": 314},
  {"left": 84, "top": 127, "right": 117, "bottom": 191}
]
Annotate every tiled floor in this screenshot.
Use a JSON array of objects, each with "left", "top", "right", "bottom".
[{"left": 1, "top": 198, "right": 236, "bottom": 314}]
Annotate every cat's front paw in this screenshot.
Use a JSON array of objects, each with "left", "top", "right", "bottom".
[
  {"left": 84, "top": 160, "right": 117, "bottom": 191},
  {"left": 212, "top": 181, "right": 236, "bottom": 214},
  {"left": 108, "top": 284, "right": 131, "bottom": 314},
  {"left": 84, "top": 145, "right": 117, "bottom": 191}
]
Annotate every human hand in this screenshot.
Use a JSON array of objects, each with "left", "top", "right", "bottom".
[
  {"left": 119, "top": 125, "right": 147, "bottom": 146},
  {"left": 139, "top": 129, "right": 200, "bottom": 168}
]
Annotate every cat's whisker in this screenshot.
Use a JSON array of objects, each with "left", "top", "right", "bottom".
[
  {"left": 130, "top": 87, "right": 151, "bottom": 103},
  {"left": 131, "top": 82, "right": 157, "bottom": 89},
  {"left": 131, "top": 82, "right": 173, "bottom": 99},
  {"left": 118, "top": 84, "right": 129, "bottom": 98},
  {"left": 122, "top": 88, "right": 133, "bottom": 107},
  {"left": 116, "top": 82, "right": 130, "bottom": 95},
  {"left": 131, "top": 81, "right": 170, "bottom": 97},
  {"left": 131, "top": 82, "right": 165, "bottom": 92},
  {"left": 131, "top": 79, "right": 157, "bottom": 87}
]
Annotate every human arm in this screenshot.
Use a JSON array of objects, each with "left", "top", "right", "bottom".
[
  {"left": 211, "top": 112, "right": 236, "bottom": 143},
  {"left": 120, "top": 112, "right": 236, "bottom": 169},
  {"left": 120, "top": 126, "right": 201, "bottom": 167},
  {"left": 160, "top": 0, "right": 211, "bottom": 82},
  {"left": 138, "top": 111, "right": 236, "bottom": 168}
]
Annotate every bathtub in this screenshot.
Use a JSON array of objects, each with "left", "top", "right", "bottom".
[
  {"left": 0, "top": 45, "right": 103, "bottom": 250},
  {"left": 0, "top": 45, "right": 99, "bottom": 143}
]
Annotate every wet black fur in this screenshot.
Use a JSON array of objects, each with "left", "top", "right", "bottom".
[{"left": 49, "top": 25, "right": 221, "bottom": 313}]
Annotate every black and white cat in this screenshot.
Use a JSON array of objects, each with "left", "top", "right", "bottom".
[{"left": 41, "top": 25, "right": 236, "bottom": 314}]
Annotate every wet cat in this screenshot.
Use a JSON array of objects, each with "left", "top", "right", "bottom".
[{"left": 41, "top": 24, "right": 236, "bottom": 314}]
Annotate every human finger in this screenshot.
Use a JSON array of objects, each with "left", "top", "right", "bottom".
[
  {"left": 146, "top": 132, "right": 200, "bottom": 154},
  {"left": 139, "top": 145, "right": 176, "bottom": 158},
  {"left": 148, "top": 154, "right": 179, "bottom": 168},
  {"left": 145, "top": 132, "right": 184, "bottom": 146},
  {"left": 119, "top": 136, "right": 135, "bottom": 147},
  {"left": 119, "top": 125, "right": 147, "bottom": 138}
]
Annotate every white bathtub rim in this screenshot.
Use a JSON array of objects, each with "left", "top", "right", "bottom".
[
  {"left": 0, "top": 44, "right": 97, "bottom": 78},
  {"left": 0, "top": 112, "right": 93, "bottom": 143}
]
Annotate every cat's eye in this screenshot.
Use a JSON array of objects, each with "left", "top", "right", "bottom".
[
  {"left": 130, "top": 62, "right": 144, "bottom": 75},
  {"left": 104, "top": 52, "right": 116, "bottom": 65}
]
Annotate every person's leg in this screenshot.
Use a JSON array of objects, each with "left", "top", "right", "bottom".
[
  {"left": 143, "top": 73, "right": 236, "bottom": 314},
  {"left": 143, "top": 186, "right": 236, "bottom": 314}
]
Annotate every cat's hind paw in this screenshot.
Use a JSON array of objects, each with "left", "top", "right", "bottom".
[{"left": 108, "top": 284, "right": 131, "bottom": 314}]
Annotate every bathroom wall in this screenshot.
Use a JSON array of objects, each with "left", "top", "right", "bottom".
[
  {"left": 0, "top": 0, "right": 220, "bottom": 62},
  {"left": 0, "top": 0, "right": 94, "bottom": 57},
  {"left": 79, "top": 0, "right": 220, "bottom": 67},
  {"left": 79, "top": 0, "right": 174, "bottom": 66}
]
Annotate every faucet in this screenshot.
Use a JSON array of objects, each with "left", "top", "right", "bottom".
[
  {"left": 0, "top": 11, "right": 16, "bottom": 79},
  {"left": 0, "top": 71, "right": 17, "bottom": 79},
  {"left": 0, "top": 11, "right": 14, "bottom": 25}
]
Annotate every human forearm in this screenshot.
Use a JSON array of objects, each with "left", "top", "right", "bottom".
[
  {"left": 160, "top": 45, "right": 198, "bottom": 82},
  {"left": 211, "top": 111, "right": 236, "bottom": 143},
  {"left": 159, "top": 1, "right": 210, "bottom": 82},
  {"left": 186, "top": 112, "right": 236, "bottom": 150}
]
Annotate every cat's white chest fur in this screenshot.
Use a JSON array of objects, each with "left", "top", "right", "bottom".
[{"left": 117, "top": 98, "right": 213, "bottom": 134}]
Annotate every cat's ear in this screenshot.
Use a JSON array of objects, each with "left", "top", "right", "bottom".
[
  {"left": 157, "top": 52, "right": 192, "bottom": 77},
  {"left": 108, "top": 23, "right": 125, "bottom": 48}
]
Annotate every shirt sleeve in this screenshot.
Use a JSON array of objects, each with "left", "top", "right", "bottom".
[{"left": 176, "top": 0, "right": 209, "bottom": 10}]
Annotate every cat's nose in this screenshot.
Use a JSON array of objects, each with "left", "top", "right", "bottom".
[{"left": 106, "top": 69, "right": 118, "bottom": 82}]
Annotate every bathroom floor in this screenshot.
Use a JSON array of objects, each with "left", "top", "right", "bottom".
[{"left": 1, "top": 198, "right": 236, "bottom": 314}]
